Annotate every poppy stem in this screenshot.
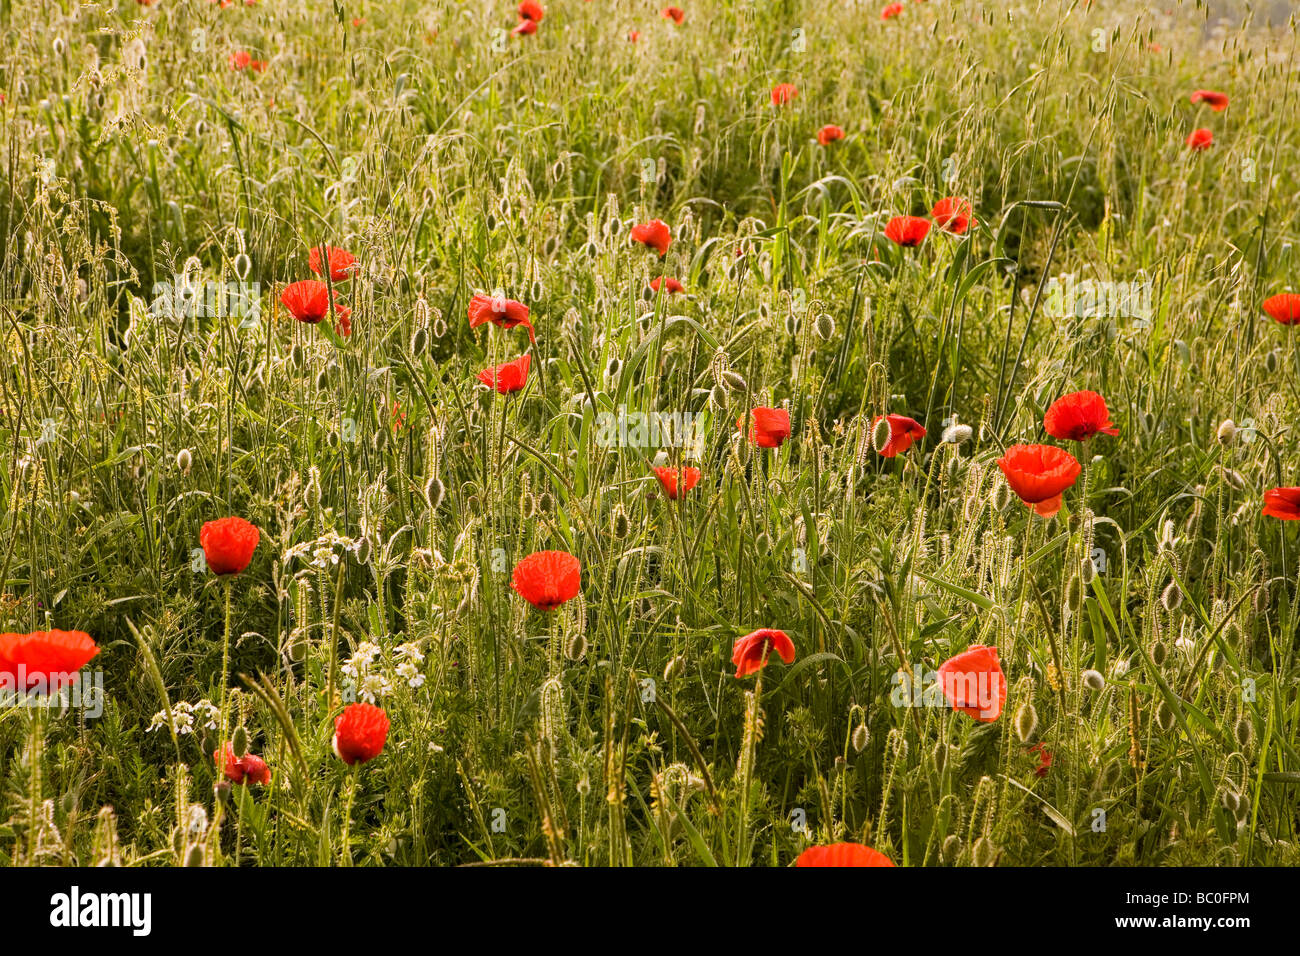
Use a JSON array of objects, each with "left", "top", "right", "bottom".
[
  {"left": 219, "top": 577, "right": 234, "bottom": 743},
  {"left": 340, "top": 763, "right": 359, "bottom": 866}
]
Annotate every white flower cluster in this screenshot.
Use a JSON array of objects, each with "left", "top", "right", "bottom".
[
  {"left": 341, "top": 640, "right": 427, "bottom": 703},
  {"left": 147, "top": 699, "right": 219, "bottom": 735},
  {"left": 283, "top": 531, "right": 362, "bottom": 570}
]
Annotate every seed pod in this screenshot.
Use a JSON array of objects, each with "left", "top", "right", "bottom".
[
  {"left": 851, "top": 722, "right": 870, "bottom": 753},
  {"left": 176, "top": 448, "right": 193, "bottom": 475},
  {"left": 232, "top": 726, "right": 248, "bottom": 759},
  {"left": 1081, "top": 669, "right": 1105, "bottom": 691},
  {"left": 1014, "top": 702, "right": 1038, "bottom": 742}
]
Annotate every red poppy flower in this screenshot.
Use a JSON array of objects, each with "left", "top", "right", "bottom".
[
  {"left": 517, "top": 0, "right": 544, "bottom": 21},
  {"left": 333, "top": 304, "right": 352, "bottom": 337},
  {"left": 661, "top": 6, "right": 685, "bottom": 24},
  {"left": 1189, "top": 89, "right": 1228, "bottom": 111},
  {"left": 771, "top": 83, "right": 799, "bottom": 106},
  {"left": 467, "top": 293, "right": 536, "bottom": 343},
  {"left": 391, "top": 401, "right": 406, "bottom": 432},
  {"left": 1043, "top": 390, "right": 1119, "bottom": 441},
  {"left": 996, "top": 444, "right": 1081, "bottom": 517},
  {"left": 628, "top": 30, "right": 640, "bottom": 42},
  {"left": 884, "top": 215, "right": 930, "bottom": 247},
  {"left": 1186, "top": 128, "right": 1213, "bottom": 150},
  {"left": 512, "top": 18, "right": 537, "bottom": 36},
  {"left": 732, "top": 628, "right": 795, "bottom": 678},
  {"left": 281, "top": 280, "right": 335, "bottom": 324},
  {"left": 214, "top": 744, "right": 272, "bottom": 785},
  {"left": 931, "top": 197, "right": 976, "bottom": 234},
  {"left": 200, "top": 516, "right": 260, "bottom": 575},
  {"left": 817, "top": 125, "right": 844, "bottom": 145},
  {"left": 796, "top": 843, "right": 896, "bottom": 867},
  {"left": 333, "top": 702, "right": 390, "bottom": 765},
  {"left": 739, "top": 407, "right": 792, "bottom": 448},
  {"left": 1262, "top": 293, "right": 1300, "bottom": 325},
  {"left": 936, "top": 644, "right": 1006, "bottom": 722},
  {"left": 1263, "top": 487, "right": 1300, "bottom": 520},
  {"left": 510, "top": 550, "right": 581, "bottom": 610},
  {"left": 873, "top": 414, "right": 926, "bottom": 457},
  {"left": 650, "top": 276, "right": 684, "bottom": 295},
  {"left": 477, "top": 354, "right": 531, "bottom": 394},
  {"left": 308, "top": 245, "right": 357, "bottom": 282},
  {"left": 630, "top": 219, "right": 672, "bottom": 257},
  {"left": 0, "top": 630, "right": 99, "bottom": 692},
  {"left": 653, "top": 465, "right": 701, "bottom": 499},
  {"left": 1027, "top": 742, "right": 1052, "bottom": 778},
  {"left": 881, "top": 3, "right": 904, "bottom": 19}
]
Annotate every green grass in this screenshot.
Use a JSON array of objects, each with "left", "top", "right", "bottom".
[{"left": 1, "top": 0, "right": 1299, "bottom": 866}]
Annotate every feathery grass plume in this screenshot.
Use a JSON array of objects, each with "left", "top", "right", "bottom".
[{"left": 1014, "top": 702, "right": 1039, "bottom": 743}]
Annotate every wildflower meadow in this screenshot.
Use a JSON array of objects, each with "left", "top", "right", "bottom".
[{"left": 1, "top": 0, "right": 1299, "bottom": 892}]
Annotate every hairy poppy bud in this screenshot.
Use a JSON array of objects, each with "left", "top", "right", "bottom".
[
  {"left": 305, "top": 466, "right": 322, "bottom": 510},
  {"left": 815, "top": 312, "right": 836, "bottom": 340},
  {"left": 410, "top": 325, "right": 428, "bottom": 356},
  {"left": 1233, "top": 716, "right": 1254, "bottom": 750},
  {"left": 612, "top": 504, "right": 630, "bottom": 539},
  {"left": 1081, "top": 669, "right": 1105, "bottom": 691},
  {"left": 565, "top": 632, "right": 588, "bottom": 661},
  {"left": 1014, "top": 702, "right": 1038, "bottom": 742},
  {"left": 424, "top": 476, "right": 445, "bottom": 510},
  {"left": 232, "top": 726, "right": 248, "bottom": 759},
  {"left": 1151, "top": 641, "right": 1167, "bottom": 666},
  {"left": 1155, "top": 699, "right": 1176, "bottom": 732},
  {"left": 851, "top": 722, "right": 870, "bottom": 753},
  {"left": 1160, "top": 580, "right": 1183, "bottom": 611},
  {"left": 176, "top": 448, "right": 193, "bottom": 475},
  {"left": 1216, "top": 419, "right": 1237, "bottom": 445},
  {"left": 721, "top": 370, "right": 747, "bottom": 393},
  {"left": 184, "top": 844, "right": 205, "bottom": 867}
]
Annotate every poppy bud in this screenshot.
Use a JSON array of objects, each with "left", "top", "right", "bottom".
[
  {"left": 663, "top": 654, "right": 685, "bottom": 681},
  {"left": 1233, "top": 716, "right": 1253, "bottom": 750},
  {"left": 305, "top": 466, "right": 322, "bottom": 510},
  {"left": 432, "top": 316, "right": 448, "bottom": 338},
  {"left": 612, "top": 504, "right": 630, "bottom": 539},
  {"left": 315, "top": 368, "right": 330, "bottom": 390},
  {"left": 972, "top": 836, "right": 997, "bottom": 867},
  {"left": 1265, "top": 348, "right": 1280, "bottom": 374},
  {"left": 941, "top": 423, "right": 973, "bottom": 444},
  {"left": 815, "top": 312, "right": 835, "bottom": 340},
  {"left": 289, "top": 343, "right": 304, "bottom": 367},
  {"left": 851, "top": 722, "right": 869, "bottom": 753},
  {"left": 232, "top": 726, "right": 248, "bottom": 759},
  {"left": 564, "top": 632, "right": 588, "bottom": 661},
  {"left": 1014, "top": 702, "right": 1038, "bottom": 742},
  {"left": 171, "top": 827, "right": 186, "bottom": 858},
  {"left": 1215, "top": 419, "right": 1236, "bottom": 445},
  {"left": 871, "top": 416, "right": 892, "bottom": 453},
  {"left": 710, "top": 384, "right": 728, "bottom": 409},
  {"left": 722, "top": 370, "right": 747, "bottom": 392},
  {"left": 941, "top": 835, "right": 961, "bottom": 864},
  {"left": 1254, "top": 581, "right": 1270, "bottom": 614},
  {"left": 1081, "top": 669, "right": 1105, "bottom": 691},
  {"left": 1080, "top": 555, "right": 1096, "bottom": 585},
  {"left": 1160, "top": 580, "right": 1182, "bottom": 611},
  {"left": 424, "top": 476, "right": 445, "bottom": 510},
  {"left": 177, "top": 448, "right": 193, "bottom": 475},
  {"left": 214, "top": 781, "right": 231, "bottom": 806},
  {"left": 355, "top": 536, "right": 372, "bottom": 565},
  {"left": 184, "top": 844, "right": 205, "bottom": 867},
  {"left": 1155, "top": 699, "right": 1175, "bottom": 732},
  {"left": 990, "top": 478, "right": 1014, "bottom": 511},
  {"left": 410, "top": 325, "right": 428, "bottom": 355},
  {"left": 538, "top": 491, "right": 554, "bottom": 515},
  {"left": 1220, "top": 788, "right": 1241, "bottom": 816},
  {"left": 1152, "top": 641, "right": 1167, "bottom": 666}
]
